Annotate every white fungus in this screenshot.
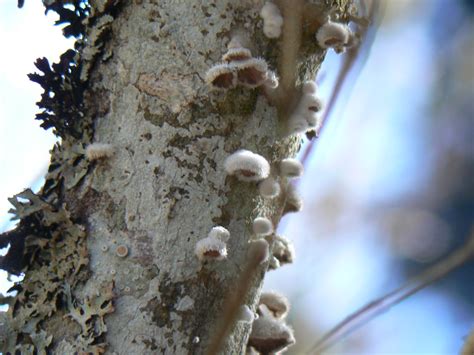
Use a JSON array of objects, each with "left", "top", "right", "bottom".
[
  {"left": 280, "top": 158, "right": 304, "bottom": 178},
  {"left": 287, "top": 83, "right": 323, "bottom": 135},
  {"left": 224, "top": 149, "right": 270, "bottom": 182},
  {"left": 195, "top": 226, "right": 230, "bottom": 261},
  {"left": 252, "top": 217, "right": 274, "bottom": 236},
  {"left": 316, "top": 21, "right": 351, "bottom": 52},
  {"left": 259, "top": 291, "right": 290, "bottom": 319},
  {"left": 302, "top": 81, "right": 318, "bottom": 94},
  {"left": 260, "top": 2, "right": 284, "bottom": 39},
  {"left": 284, "top": 184, "right": 303, "bottom": 214},
  {"left": 205, "top": 63, "right": 236, "bottom": 90},
  {"left": 85, "top": 143, "right": 114, "bottom": 161},
  {"left": 272, "top": 234, "right": 295, "bottom": 266},
  {"left": 258, "top": 177, "right": 281, "bottom": 198},
  {"left": 208, "top": 226, "right": 230, "bottom": 242},
  {"left": 238, "top": 305, "right": 256, "bottom": 323},
  {"left": 263, "top": 70, "right": 279, "bottom": 89},
  {"left": 248, "top": 312, "right": 295, "bottom": 354}
]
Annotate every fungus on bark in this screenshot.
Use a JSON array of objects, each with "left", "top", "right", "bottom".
[
  {"left": 258, "top": 177, "right": 281, "bottom": 198},
  {"left": 238, "top": 305, "right": 256, "bottom": 324},
  {"left": 259, "top": 291, "right": 290, "bottom": 319},
  {"left": 272, "top": 234, "right": 295, "bottom": 266},
  {"left": 279, "top": 158, "right": 304, "bottom": 178},
  {"left": 248, "top": 311, "right": 295, "bottom": 354},
  {"left": 283, "top": 184, "right": 303, "bottom": 214},
  {"left": 85, "top": 143, "right": 114, "bottom": 161},
  {"left": 224, "top": 149, "right": 270, "bottom": 182},
  {"left": 234, "top": 58, "right": 269, "bottom": 88},
  {"left": 205, "top": 63, "right": 237, "bottom": 90},
  {"left": 260, "top": 2, "right": 284, "bottom": 39},
  {"left": 287, "top": 81, "right": 324, "bottom": 135},
  {"left": 195, "top": 226, "right": 230, "bottom": 261},
  {"left": 316, "top": 20, "right": 351, "bottom": 53},
  {"left": 252, "top": 217, "right": 274, "bottom": 236}
]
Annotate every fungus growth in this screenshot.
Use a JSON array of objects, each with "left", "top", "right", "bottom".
[
  {"left": 85, "top": 143, "right": 114, "bottom": 161},
  {"left": 252, "top": 217, "right": 274, "bottom": 236},
  {"left": 260, "top": 2, "right": 284, "bottom": 39},
  {"left": 316, "top": 20, "right": 353, "bottom": 53},
  {"left": 259, "top": 177, "right": 281, "bottom": 198},
  {"left": 287, "top": 81, "right": 324, "bottom": 135},
  {"left": 195, "top": 226, "right": 230, "bottom": 261},
  {"left": 224, "top": 149, "right": 270, "bottom": 182}
]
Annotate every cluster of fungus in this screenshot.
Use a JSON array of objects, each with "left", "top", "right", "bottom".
[
  {"left": 247, "top": 291, "right": 295, "bottom": 354},
  {"left": 316, "top": 19, "right": 357, "bottom": 53},
  {"left": 260, "top": 2, "right": 284, "bottom": 39},
  {"left": 287, "top": 81, "right": 324, "bottom": 135},
  {"left": 197, "top": 1, "right": 367, "bottom": 351},
  {"left": 195, "top": 226, "right": 230, "bottom": 262},
  {"left": 205, "top": 36, "right": 272, "bottom": 90}
]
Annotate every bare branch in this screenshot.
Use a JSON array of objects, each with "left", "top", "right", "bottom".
[
  {"left": 305, "top": 227, "right": 474, "bottom": 354},
  {"left": 301, "top": 0, "right": 384, "bottom": 164}
]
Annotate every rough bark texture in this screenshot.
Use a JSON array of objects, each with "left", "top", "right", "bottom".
[{"left": 0, "top": 0, "right": 353, "bottom": 354}]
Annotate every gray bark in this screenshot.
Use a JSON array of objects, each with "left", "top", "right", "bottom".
[{"left": 0, "top": 0, "right": 353, "bottom": 354}]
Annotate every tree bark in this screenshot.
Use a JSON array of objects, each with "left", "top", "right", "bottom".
[{"left": 0, "top": 0, "right": 353, "bottom": 354}]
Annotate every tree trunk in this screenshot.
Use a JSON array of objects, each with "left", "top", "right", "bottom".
[{"left": 0, "top": 0, "right": 353, "bottom": 353}]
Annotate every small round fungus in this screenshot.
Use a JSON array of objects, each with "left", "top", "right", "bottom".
[
  {"left": 260, "top": 2, "right": 284, "bottom": 39},
  {"left": 259, "top": 177, "right": 281, "bottom": 198},
  {"left": 116, "top": 245, "right": 129, "bottom": 258},
  {"left": 259, "top": 291, "right": 290, "bottom": 319},
  {"left": 286, "top": 89, "right": 324, "bottom": 135},
  {"left": 280, "top": 158, "right": 304, "bottom": 178},
  {"left": 233, "top": 58, "right": 269, "bottom": 88},
  {"left": 253, "top": 217, "right": 274, "bottom": 236},
  {"left": 316, "top": 21, "right": 350, "bottom": 50},
  {"left": 208, "top": 226, "right": 230, "bottom": 242},
  {"left": 238, "top": 305, "right": 256, "bottom": 323},
  {"left": 284, "top": 185, "right": 303, "bottom": 214},
  {"left": 195, "top": 229, "right": 228, "bottom": 262},
  {"left": 85, "top": 143, "right": 114, "bottom": 161},
  {"left": 264, "top": 70, "right": 279, "bottom": 89},
  {"left": 205, "top": 63, "right": 236, "bottom": 90},
  {"left": 302, "top": 81, "right": 318, "bottom": 95},
  {"left": 272, "top": 234, "right": 295, "bottom": 265},
  {"left": 224, "top": 149, "right": 270, "bottom": 182}
]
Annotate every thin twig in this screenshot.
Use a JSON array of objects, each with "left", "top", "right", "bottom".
[
  {"left": 275, "top": 0, "right": 304, "bottom": 114},
  {"left": 305, "top": 228, "right": 474, "bottom": 354},
  {"left": 205, "top": 245, "right": 267, "bottom": 355},
  {"left": 301, "top": 0, "right": 383, "bottom": 165}
]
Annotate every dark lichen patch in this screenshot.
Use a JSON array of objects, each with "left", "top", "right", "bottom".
[
  {"left": 139, "top": 102, "right": 182, "bottom": 129},
  {"left": 215, "top": 88, "right": 259, "bottom": 116},
  {"left": 142, "top": 276, "right": 184, "bottom": 328}
]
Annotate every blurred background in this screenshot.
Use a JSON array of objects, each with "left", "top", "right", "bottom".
[{"left": 0, "top": 0, "right": 473, "bottom": 353}]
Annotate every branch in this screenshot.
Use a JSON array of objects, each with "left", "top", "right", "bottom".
[
  {"left": 275, "top": 0, "right": 304, "bottom": 115},
  {"left": 206, "top": 241, "right": 268, "bottom": 355},
  {"left": 301, "top": 0, "right": 384, "bottom": 164},
  {"left": 305, "top": 227, "right": 474, "bottom": 354}
]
